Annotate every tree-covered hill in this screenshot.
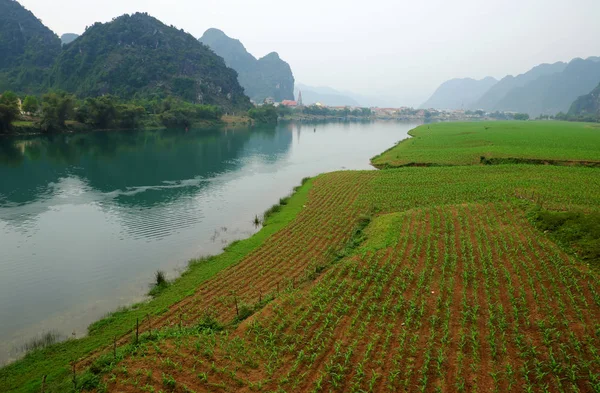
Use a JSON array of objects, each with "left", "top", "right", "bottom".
[
  {"left": 568, "top": 82, "right": 600, "bottom": 120},
  {"left": 199, "top": 28, "right": 295, "bottom": 103},
  {"left": 0, "top": 0, "right": 61, "bottom": 92},
  {"left": 50, "top": 14, "right": 251, "bottom": 110}
]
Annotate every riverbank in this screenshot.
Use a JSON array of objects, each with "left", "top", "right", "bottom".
[
  {"left": 0, "top": 178, "right": 313, "bottom": 391},
  {"left": 5, "top": 115, "right": 253, "bottom": 136}
]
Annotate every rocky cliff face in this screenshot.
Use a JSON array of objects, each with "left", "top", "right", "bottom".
[{"left": 200, "top": 28, "right": 295, "bottom": 102}]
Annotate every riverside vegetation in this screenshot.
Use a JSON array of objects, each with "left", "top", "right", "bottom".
[{"left": 1, "top": 121, "right": 600, "bottom": 392}]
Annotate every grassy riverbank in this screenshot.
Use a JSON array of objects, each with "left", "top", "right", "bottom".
[
  {"left": 7, "top": 115, "right": 253, "bottom": 136},
  {"left": 0, "top": 179, "right": 313, "bottom": 392}
]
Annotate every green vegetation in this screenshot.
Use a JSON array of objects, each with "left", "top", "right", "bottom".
[
  {"left": 301, "top": 105, "right": 372, "bottom": 117},
  {"left": 248, "top": 104, "right": 278, "bottom": 123},
  {"left": 0, "top": 0, "right": 61, "bottom": 93},
  {"left": 0, "top": 92, "right": 234, "bottom": 133},
  {"left": 0, "top": 6, "right": 252, "bottom": 111},
  {"left": 372, "top": 121, "right": 600, "bottom": 167},
  {"left": 50, "top": 13, "right": 250, "bottom": 110},
  {"left": 531, "top": 209, "right": 600, "bottom": 268},
  {"left": 0, "top": 91, "right": 20, "bottom": 132},
  {"left": 566, "top": 81, "right": 600, "bottom": 122}
]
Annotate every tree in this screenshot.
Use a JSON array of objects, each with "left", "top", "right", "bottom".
[
  {"left": 0, "top": 104, "right": 19, "bottom": 133},
  {"left": 22, "top": 96, "right": 39, "bottom": 115},
  {"left": 248, "top": 105, "right": 278, "bottom": 123},
  {"left": 513, "top": 113, "right": 530, "bottom": 121},
  {"left": 40, "top": 92, "right": 75, "bottom": 132},
  {"left": 0, "top": 91, "right": 21, "bottom": 133},
  {"left": 117, "top": 104, "right": 147, "bottom": 128},
  {"left": 84, "top": 96, "right": 118, "bottom": 128}
]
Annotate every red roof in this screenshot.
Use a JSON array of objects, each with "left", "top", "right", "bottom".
[{"left": 281, "top": 100, "right": 298, "bottom": 107}]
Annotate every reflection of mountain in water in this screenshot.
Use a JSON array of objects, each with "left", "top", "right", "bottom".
[{"left": 0, "top": 126, "right": 293, "bottom": 239}]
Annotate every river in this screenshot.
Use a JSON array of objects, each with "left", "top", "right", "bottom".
[{"left": 0, "top": 120, "right": 417, "bottom": 363}]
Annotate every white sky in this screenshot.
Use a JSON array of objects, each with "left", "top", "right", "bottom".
[{"left": 18, "top": 0, "right": 600, "bottom": 107}]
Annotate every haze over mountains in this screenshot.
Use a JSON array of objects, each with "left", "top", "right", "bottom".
[
  {"left": 420, "top": 77, "right": 497, "bottom": 110},
  {"left": 423, "top": 57, "right": 600, "bottom": 117},
  {"left": 60, "top": 33, "right": 78, "bottom": 45},
  {"left": 199, "top": 28, "right": 294, "bottom": 103}
]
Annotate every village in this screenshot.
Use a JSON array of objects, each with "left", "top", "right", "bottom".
[{"left": 259, "top": 91, "right": 515, "bottom": 122}]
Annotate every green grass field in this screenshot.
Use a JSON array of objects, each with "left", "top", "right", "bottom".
[
  {"left": 372, "top": 121, "right": 600, "bottom": 167},
  {"left": 2, "top": 121, "right": 600, "bottom": 393}
]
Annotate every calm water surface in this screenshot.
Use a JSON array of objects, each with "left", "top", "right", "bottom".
[{"left": 0, "top": 121, "right": 417, "bottom": 363}]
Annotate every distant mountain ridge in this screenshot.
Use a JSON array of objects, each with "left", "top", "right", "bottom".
[
  {"left": 49, "top": 13, "right": 250, "bottom": 109},
  {"left": 473, "top": 62, "right": 567, "bottom": 111},
  {"left": 491, "top": 58, "right": 600, "bottom": 116},
  {"left": 0, "top": 0, "right": 61, "bottom": 92},
  {"left": 60, "top": 33, "right": 79, "bottom": 45},
  {"left": 420, "top": 77, "right": 498, "bottom": 110},
  {"left": 199, "top": 28, "right": 294, "bottom": 103}
]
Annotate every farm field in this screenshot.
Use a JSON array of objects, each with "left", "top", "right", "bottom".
[
  {"left": 102, "top": 202, "right": 600, "bottom": 393},
  {"left": 84, "top": 165, "right": 600, "bottom": 392},
  {"left": 371, "top": 121, "right": 600, "bottom": 167},
  {"left": 2, "top": 122, "right": 600, "bottom": 393}
]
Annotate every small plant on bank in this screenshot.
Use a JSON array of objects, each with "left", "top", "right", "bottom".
[{"left": 148, "top": 270, "right": 169, "bottom": 297}]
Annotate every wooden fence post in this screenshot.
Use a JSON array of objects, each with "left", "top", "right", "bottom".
[{"left": 71, "top": 361, "right": 76, "bottom": 390}]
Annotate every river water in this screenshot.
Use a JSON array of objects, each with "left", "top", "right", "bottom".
[{"left": 0, "top": 121, "right": 417, "bottom": 363}]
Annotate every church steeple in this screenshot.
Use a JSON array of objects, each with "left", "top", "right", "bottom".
[{"left": 297, "top": 90, "right": 303, "bottom": 107}]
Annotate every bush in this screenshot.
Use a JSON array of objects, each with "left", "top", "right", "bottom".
[{"left": 248, "top": 104, "right": 278, "bottom": 123}]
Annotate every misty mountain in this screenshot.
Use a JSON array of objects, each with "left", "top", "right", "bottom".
[
  {"left": 295, "top": 83, "right": 360, "bottom": 106},
  {"left": 568, "top": 82, "right": 600, "bottom": 118},
  {"left": 49, "top": 13, "right": 250, "bottom": 109},
  {"left": 0, "top": 0, "right": 61, "bottom": 92},
  {"left": 420, "top": 77, "right": 498, "bottom": 110},
  {"left": 60, "top": 33, "right": 79, "bottom": 45},
  {"left": 473, "top": 62, "right": 567, "bottom": 111},
  {"left": 199, "top": 28, "right": 294, "bottom": 103},
  {"left": 492, "top": 57, "right": 600, "bottom": 116}
]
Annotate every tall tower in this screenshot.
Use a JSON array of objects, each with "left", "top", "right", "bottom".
[{"left": 297, "top": 90, "right": 303, "bottom": 107}]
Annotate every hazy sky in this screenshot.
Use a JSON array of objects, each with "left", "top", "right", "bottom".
[{"left": 19, "top": 0, "right": 600, "bottom": 106}]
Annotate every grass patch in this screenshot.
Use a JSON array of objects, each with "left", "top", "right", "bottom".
[
  {"left": 21, "top": 332, "right": 64, "bottom": 354},
  {"left": 148, "top": 270, "right": 169, "bottom": 297},
  {"left": 530, "top": 209, "right": 600, "bottom": 269}
]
